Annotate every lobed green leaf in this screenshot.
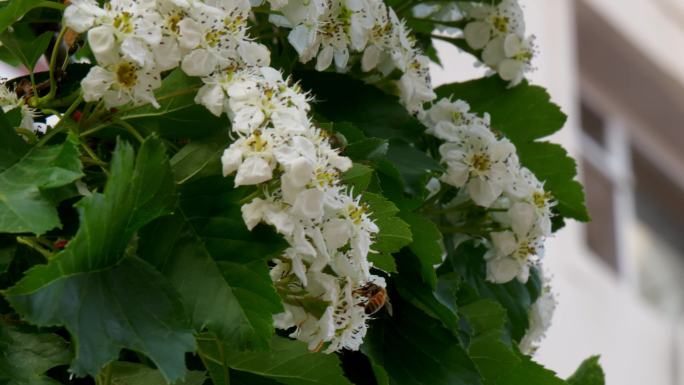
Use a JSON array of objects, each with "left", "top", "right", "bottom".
[
  {"left": 0, "top": 134, "right": 82, "bottom": 235},
  {"left": 3, "top": 137, "right": 195, "bottom": 381}
]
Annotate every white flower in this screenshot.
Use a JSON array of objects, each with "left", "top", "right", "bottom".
[
  {"left": 438, "top": 126, "right": 515, "bottom": 207},
  {"left": 81, "top": 62, "right": 161, "bottom": 108}
]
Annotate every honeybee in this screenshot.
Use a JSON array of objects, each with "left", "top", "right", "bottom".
[{"left": 355, "top": 283, "right": 392, "bottom": 316}]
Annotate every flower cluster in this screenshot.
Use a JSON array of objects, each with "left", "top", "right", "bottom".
[
  {"left": 422, "top": 98, "right": 555, "bottom": 284},
  {"left": 261, "top": 0, "right": 436, "bottom": 112},
  {"left": 219, "top": 67, "right": 384, "bottom": 352},
  {"left": 64, "top": 0, "right": 269, "bottom": 108},
  {"left": 460, "top": 0, "right": 535, "bottom": 86},
  {"left": 0, "top": 82, "right": 39, "bottom": 132}
]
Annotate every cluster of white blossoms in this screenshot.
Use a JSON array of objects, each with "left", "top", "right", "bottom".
[
  {"left": 219, "top": 67, "right": 384, "bottom": 352},
  {"left": 422, "top": 97, "right": 555, "bottom": 284},
  {"left": 460, "top": 0, "right": 535, "bottom": 86},
  {"left": 260, "top": 0, "right": 436, "bottom": 112},
  {"left": 64, "top": 0, "right": 383, "bottom": 353},
  {"left": 64, "top": 0, "right": 270, "bottom": 108},
  {"left": 63, "top": 0, "right": 551, "bottom": 352},
  {"left": 0, "top": 82, "right": 40, "bottom": 132}
]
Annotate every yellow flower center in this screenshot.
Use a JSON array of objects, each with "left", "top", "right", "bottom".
[
  {"left": 470, "top": 153, "right": 491, "bottom": 172},
  {"left": 205, "top": 29, "right": 227, "bottom": 47},
  {"left": 491, "top": 15, "right": 509, "bottom": 33},
  {"left": 247, "top": 131, "right": 266, "bottom": 152},
  {"left": 348, "top": 204, "right": 367, "bottom": 225},
  {"left": 116, "top": 62, "right": 137, "bottom": 88},
  {"left": 113, "top": 12, "right": 134, "bottom": 34},
  {"left": 517, "top": 241, "right": 536, "bottom": 259},
  {"left": 166, "top": 12, "right": 185, "bottom": 34},
  {"left": 532, "top": 191, "right": 551, "bottom": 209}
]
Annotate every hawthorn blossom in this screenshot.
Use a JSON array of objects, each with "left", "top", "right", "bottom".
[{"left": 423, "top": 97, "right": 554, "bottom": 284}]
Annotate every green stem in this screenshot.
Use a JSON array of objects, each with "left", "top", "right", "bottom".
[
  {"left": 16, "top": 236, "right": 53, "bottom": 260},
  {"left": 79, "top": 122, "right": 110, "bottom": 138},
  {"left": 239, "top": 188, "right": 263, "bottom": 204},
  {"left": 38, "top": 27, "right": 67, "bottom": 104},
  {"left": 80, "top": 141, "right": 110, "bottom": 176},
  {"left": 114, "top": 119, "right": 144, "bottom": 143}
]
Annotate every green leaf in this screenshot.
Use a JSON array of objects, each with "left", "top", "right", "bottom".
[
  {"left": 494, "top": 355, "right": 566, "bottom": 385},
  {"left": 0, "top": 134, "right": 83, "bottom": 234},
  {"left": 0, "top": 24, "right": 52, "bottom": 71},
  {"left": 341, "top": 164, "right": 374, "bottom": 192},
  {"left": 398, "top": 212, "right": 443, "bottom": 287},
  {"left": 108, "top": 362, "right": 206, "bottom": 385},
  {"left": 0, "top": 0, "right": 51, "bottom": 34},
  {"left": 436, "top": 77, "right": 588, "bottom": 222},
  {"left": 362, "top": 297, "right": 482, "bottom": 385},
  {"left": 4, "top": 137, "right": 195, "bottom": 382},
  {"left": 368, "top": 253, "right": 397, "bottom": 273},
  {"left": 345, "top": 138, "right": 389, "bottom": 161},
  {"left": 440, "top": 240, "right": 542, "bottom": 342},
  {"left": 385, "top": 139, "right": 442, "bottom": 195},
  {"left": 0, "top": 324, "right": 71, "bottom": 385},
  {"left": 197, "top": 334, "right": 353, "bottom": 385},
  {"left": 0, "top": 109, "right": 29, "bottom": 171},
  {"left": 170, "top": 130, "right": 230, "bottom": 183},
  {"left": 460, "top": 299, "right": 521, "bottom": 384},
  {"left": 459, "top": 299, "right": 567, "bottom": 385},
  {"left": 139, "top": 212, "right": 284, "bottom": 350},
  {"left": 362, "top": 193, "right": 412, "bottom": 256},
  {"left": 0, "top": 45, "right": 21, "bottom": 67},
  {"left": 122, "top": 69, "right": 227, "bottom": 139},
  {"left": 567, "top": 356, "right": 604, "bottom": 385},
  {"left": 394, "top": 250, "right": 459, "bottom": 335}
]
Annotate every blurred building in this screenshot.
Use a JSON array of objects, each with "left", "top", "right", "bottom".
[{"left": 433, "top": 1, "right": 684, "bottom": 384}]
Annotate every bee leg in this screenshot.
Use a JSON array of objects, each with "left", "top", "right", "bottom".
[{"left": 311, "top": 340, "right": 325, "bottom": 353}]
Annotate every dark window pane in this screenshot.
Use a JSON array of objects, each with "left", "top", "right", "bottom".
[
  {"left": 580, "top": 101, "right": 606, "bottom": 147},
  {"left": 582, "top": 158, "right": 618, "bottom": 270}
]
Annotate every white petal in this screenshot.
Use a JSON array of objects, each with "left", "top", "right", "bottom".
[
  {"left": 121, "top": 37, "right": 153, "bottom": 67},
  {"left": 316, "top": 45, "right": 334, "bottom": 71},
  {"left": 292, "top": 188, "right": 325, "bottom": 219},
  {"left": 221, "top": 146, "right": 243, "bottom": 176},
  {"left": 241, "top": 198, "right": 266, "bottom": 230},
  {"left": 464, "top": 21, "right": 491, "bottom": 50},
  {"left": 81, "top": 66, "right": 115, "bottom": 102},
  {"left": 490, "top": 231, "right": 517, "bottom": 257},
  {"left": 441, "top": 161, "right": 469, "bottom": 187},
  {"left": 482, "top": 36, "right": 506, "bottom": 66},
  {"left": 235, "top": 156, "right": 273, "bottom": 185},
  {"left": 238, "top": 41, "right": 271, "bottom": 67},
  {"left": 87, "top": 26, "right": 118, "bottom": 65},
  {"left": 288, "top": 25, "right": 317, "bottom": 58},
  {"left": 361, "top": 46, "right": 380, "bottom": 72},
  {"left": 178, "top": 18, "right": 202, "bottom": 49},
  {"left": 509, "top": 201, "right": 535, "bottom": 236},
  {"left": 468, "top": 177, "right": 502, "bottom": 207},
  {"left": 195, "top": 83, "right": 226, "bottom": 117},
  {"left": 486, "top": 257, "right": 520, "bottom": 283},
  {"left": 181, "top": 49, "right": 218, "bottom": 76}
]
